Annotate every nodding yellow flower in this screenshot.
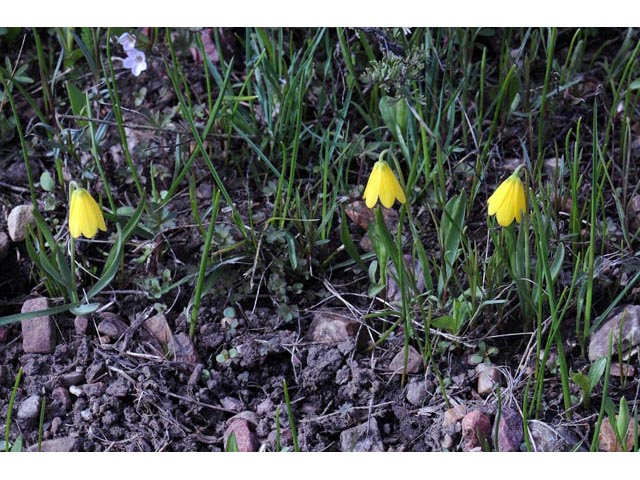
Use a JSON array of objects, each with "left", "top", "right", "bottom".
[
  {"left": 363, "top": 157, "right": 406, "bottom": 209},
  {"left": 69, "top": 186, "right": 107, "bottom": 239},
  {"left": 487, "top": 168, "right": 526, "bottom": 227}
]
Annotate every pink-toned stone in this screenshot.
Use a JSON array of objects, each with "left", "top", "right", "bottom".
[
  {"left": 461, "top": 410, "right": 491, "bottom": 451},
  {"left": 476, "top": 363, "right": 500, "bottom": 396},
  {"left": 224, "top": 418, "right": 259, "bottom": 452},
  {"left": 443, "top": 404, "right": 466, "bottom": 427},
  {"left": 388, "top": 345, "right": 423, "bottom": 374},
  {"left": 21, "top": 297, "right": 56, "bottom": 353}
]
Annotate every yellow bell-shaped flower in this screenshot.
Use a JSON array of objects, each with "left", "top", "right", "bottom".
[
  {"left": 69, "top": 186, "right": 107, "bottom": 239},
  {"left": 363, "top": 158, "right": 406, "bottom": 209},
  {"left": 487, "top": 169, "right": 526, "bottom": 227}
]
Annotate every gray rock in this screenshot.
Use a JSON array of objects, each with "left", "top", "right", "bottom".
[
  {"left": 27, "top": 436, "right": 78, "bottom": 452},
  {"left": 0, "top": 231, "right": 9, "bottom": 261},
  {"left": 405, "top": 378, "right": 427, "bottom": 406},
  {"left": 340, "top": 418, "right": 384, "bottom": 452},
  {"left": 17, "top": 394, "right": 41, "bottom": 423},
  {"left": 21, "top": 297, "right": 56, "bottom": 353},
  {"left": 62, "top": 371, "right": 86, "bottom": 386},
  {"left": 528, "top": 420, "right": 584, "bottom": 452},
  {"left": 589, "top": 305, "right": 640, "bottom": 361},
  {"left": 7, "top": 204, "right": 35, "bottom": 242}
]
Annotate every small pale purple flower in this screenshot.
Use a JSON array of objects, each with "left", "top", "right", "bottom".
[
  {"left": 122, "top": 48, "right": 147, "bottom": 77},
  {"left": 117, "top": 32, "right": 137, "bottom": 52}
]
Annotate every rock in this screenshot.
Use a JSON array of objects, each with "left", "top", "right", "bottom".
[
  {"left": 21, "top": 297, "right": 56, "bottom": 353},
  {"left": 0, "top": 326, "right": 8, "bottom": 343},
  {"left": 0, "top": 231, "right": 9, "bottom": 261},
  {"left": 476, "top": 363, "right": 500, "bottom": 396},
  {"left": 96, "top": 312, "right": 128, "bottom": 339},
  {"left": 461, "top": 410, "right": 491, "bottom": 451},
  {"left": 144, "top": 313, "right": 173, "bottom": 345},
  {"left": 80, "top": 409, "right": 93, "bottom": 422},
  {"left": 386, "top": 255, "right": 426, "bottom": 304},
  {"left": 27, "top": 436, "right": 78, "bottom": 452},
  {"left": 7, "top": 204, "right": 35, "bottom": 242},
  {"left": 443, "top": 404, "right": 466, "bottom": 427},
  {"left": 495, "top": 407, "right": 523, "bottom": 452},
  {"left": 224, "top": 419, "right": 259, "bottom": 452},
  {"left": 626, "top": 195, "right": 640, "bottom": 233},
  {"left": 609, "top": 363, "right": 635, "bottom": 377},
  {"left": 588, "top": 305, "right": 640, "bottom": 361},
  {"left": 74, "top": 316, "right": 88, "bottom": 335},
  {"left": 598, "top": 416, "right": 635, "bottom": 451},
  {"left": 340, "top": 418, "right": 384, "bottom": 452},
  {"left": 345, "top": 200, "right": 398, "bottom": 231},
  {"left": 169, "top": 332, "right": 199, "bottom": 364},
  {"left": 306, "top": 310, "right": 360, "bottom": 344},
  {"left": 388, "top": 345, "right": 423, "bottom": 374},
  {"left": 69, "top": 385, "right": 83, "bottom": 397},
  {"left": 528, "top": 420, "right": 580, "bottom": 452},
  {"left": 17, "top": 394, "right": 41, "bottom": 424},
  {"left": 62, "top": 371, "right": 86, "bottom": 387},
  {"left": 51, "top": 387, "right": 72, "bottom": 415},
  {"left": 405, "top": 378, "right": 427, "bottom": 406},
  {"left": 440, "top": 433, "right": 455, "bottom": 449}
]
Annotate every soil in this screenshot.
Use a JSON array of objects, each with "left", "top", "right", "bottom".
[{"left": 1, "top": 27, "right": 639, "bottom": 452}]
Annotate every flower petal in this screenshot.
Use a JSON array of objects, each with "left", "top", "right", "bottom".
[
  {"left": 363, "top": 162, "right": 382, "bottom": 208},
  {"left": 69, "top": 188, "right": 106, "bottom": 239}
]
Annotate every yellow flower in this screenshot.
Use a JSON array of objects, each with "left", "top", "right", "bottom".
[
  {"left": 363, "top": 159, "right": 406, "bottom": 209},
  {"left": 69, "top": 187, "right": 107, "bottom": 239},
  {"left": 487, "top": 170, "right": 526, "bottom": 227}
]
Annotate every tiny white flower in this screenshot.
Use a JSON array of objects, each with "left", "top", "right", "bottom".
[
  {"left": 117, "top": 32, "right": 137, "bottom": 52},
  {"left": 122, "top": 48, "right": 147, "bottom": 77},
  {"left": 401, "top": 27, "right": 412, "bottom": 36}
]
